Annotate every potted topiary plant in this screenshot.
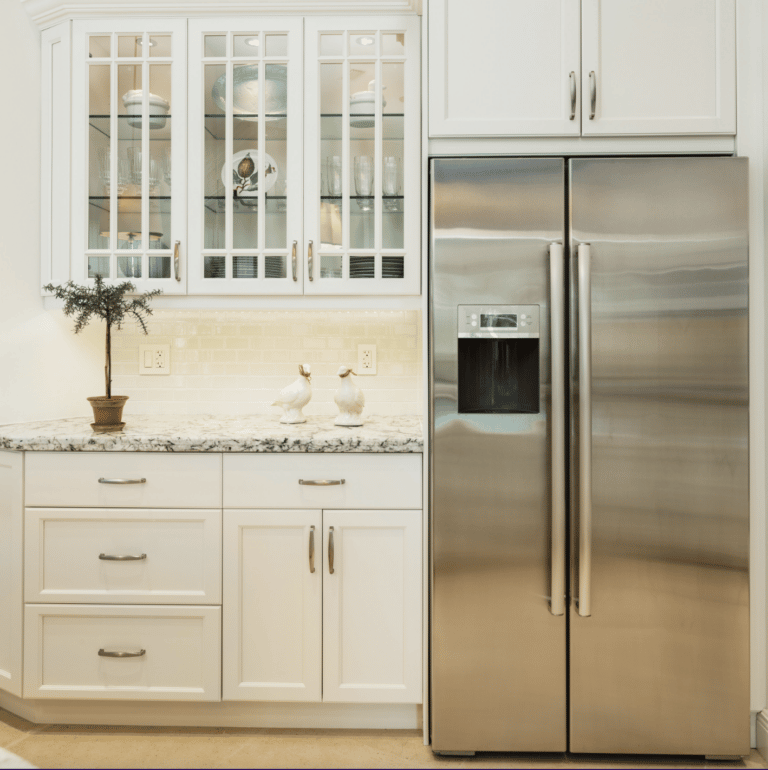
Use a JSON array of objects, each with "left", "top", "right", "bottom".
[{"left": 43, "top": 276, "right": 162, "bottom": 432}]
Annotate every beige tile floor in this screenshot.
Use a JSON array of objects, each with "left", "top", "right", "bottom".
[{"left": 1, "top": 708, "right": 767, "bottom": 769}]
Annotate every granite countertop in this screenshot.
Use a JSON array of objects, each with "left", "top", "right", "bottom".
[{"left": 0, "top": 414, "right": 423, "bottom": 453}]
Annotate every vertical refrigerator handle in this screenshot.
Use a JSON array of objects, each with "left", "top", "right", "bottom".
[
  {"left": 577, "top": 243, "right": 592, "bottom": 618},
  {"left": 549, "top": 243, "right": 566, "bottom": 617}
]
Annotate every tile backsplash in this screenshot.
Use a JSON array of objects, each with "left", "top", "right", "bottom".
[{"left": 110, "top": 309, "right": 421, "bottom": 416}]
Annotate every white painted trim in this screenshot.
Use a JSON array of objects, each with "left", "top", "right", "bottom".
[
  {"left": 757, "top": 710, "right": 768, "bottom": 762},
  {"left": 420, "top": 0, "right": 429, "bottom": 748},
  {"left": 0, "top": 452, "right": 24, "bottom": 699},
  {"left": 40, "top": 22, "right": 71, "bottom": 289},
  {"left": 0, "top": 690, "right": 421, "bottom": 728},
  {"left": 428, "top": 135, "right": 737, "bottom": 157},
  {"left": 22, "top": 0, "right": 422, "bottom": 30},
  {"left": 43, "top": 294, "right": 423, "bottom": 311},
  {"left": 735, "top": 0, "right": 767, "bottom": 721}
]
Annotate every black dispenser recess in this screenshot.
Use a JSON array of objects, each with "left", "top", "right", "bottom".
[{"left": 456, "top": 305, "right": 540, "bottom": 414}]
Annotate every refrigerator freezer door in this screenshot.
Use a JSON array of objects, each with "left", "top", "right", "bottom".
[
  {"left": 430, "top": 157, "right": 566, "bottom": 752},
  {"left": 569, "top": 157, "right": 749, "bottom": 755}
]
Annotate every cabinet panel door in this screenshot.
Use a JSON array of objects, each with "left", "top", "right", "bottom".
[
  {"left": 304, "top": 17, "right": 421, "bottom": 295},
  {"left": 187, "top": 19, "right": 304, "bottom": 295},
  {"left": 72, "top": 19, "right": 188, "bottom": 293},
  {"left": 322, "top": 509, "right": 421, "bottom": 703},
  {"left": 223, "top": 509, "right": 322, "bottom": 702},
  {"left": 429, "top": 0, "right": 581, "bottom": 137},
  {"left": 581, "top": 0, "right": 735, "bottom": 135}
]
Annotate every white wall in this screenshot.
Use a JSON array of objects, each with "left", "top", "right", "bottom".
[{"left": 0, "top": 0, "right": 105, "bottom": 426}]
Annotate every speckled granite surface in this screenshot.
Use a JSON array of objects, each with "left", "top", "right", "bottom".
[{"left": 0, "top": 415, "right": 423, "bottom": 453}]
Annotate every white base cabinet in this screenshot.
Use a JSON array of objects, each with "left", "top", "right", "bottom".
[
  {"left": 223, "top": 507, "right": 422, "bottom": 705},
  {"left": 2, "top": 449, "right": 423, "bottom": 720},
  {"left": 24, "top": 604, "right": 221, "bottom": 701},
  {"left": 223, "top": 509, "right": 323, "bottom": 702},
  {"left": 322, "top": 509, "right": 422, "bottom": 704}
]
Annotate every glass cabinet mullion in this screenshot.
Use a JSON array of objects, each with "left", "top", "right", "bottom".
[
  {"left": 110, "top": 49, "right": 118, "bottom": 258},
  {"left": 141, "top": 33, "right": 150, "bottom": 278}
]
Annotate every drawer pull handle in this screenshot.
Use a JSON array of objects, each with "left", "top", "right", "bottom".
[
  {"left": 98, "top": 649, "right": 146, "bottom": 658},
  {"left": 99, "top": 553, "right": 147, "bottom": 561},
  {"left": 298, "top": 479, "right": 345, "bottom": 486},
  {"left": 309, "top": 525, "right": 316, "bottom": 574},
  {"left": 98, "top": 478, "right": 147, "bottom": 485},
  {"left": 329, "top": 526, "right": 335, "bottom": 574}
]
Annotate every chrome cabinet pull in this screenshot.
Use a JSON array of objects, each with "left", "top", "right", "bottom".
[
  {"left": 589, "top": 71, "right": 596, "bottom": 120},
  {"left": 309, "top": 526, "right": 316, "bottom": 573},
  {"left": 569, "top": 71, "right": 576, "bottom": 120},
  {"left": 308, "top": 240, "right": 314, "bottom": 281},
  {"left": 98, "top": 649, "right": 145, "bottom": 658},
  {"left": 328, "top": 526, "right": 335, "bottom": 574},
  {"left": 292, "top": 240, "right": 298, "bottom": 281},
  {"left": 549, "top": 243, "right": 566, "bottom": 617},
  {"left": 577, "top": 243, "right": 592, "bottom": 617},
  {"left": 98, "top": 478, "right": 147, "bottom": 485},
  {"left": 174, "top": 240, "right": 181, "bottom": 281},
  {"left": 99, "top": 553, "right": 147, "bottom": 561},
  {"left": 298, "top": 479, "right": 345, "bottom": 486}
]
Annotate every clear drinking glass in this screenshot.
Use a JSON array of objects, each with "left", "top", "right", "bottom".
[
  {"left": 327, "top": 156, "right": 342, "bottom": 197},
  {"left": 383, "top": 156, "right": 399, "bottom": 195},
  {"left": 354, "top": 155, "right": 374, "bottom": 196}
]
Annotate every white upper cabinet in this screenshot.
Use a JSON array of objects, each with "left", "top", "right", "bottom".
[
  {"left": 428, "top": 0, "right": 736, "bottom": 138},
  {"left": 72, "top": 19, "right": 188, "bottom": 292},
  {"left": 429, "top": 0, "right": 581, "bottom": 137},
  {"left": 303, "top": 18, "right": 421, "bottom": 294},
  {"left": 187, "top": 19, "right": 305, "bottom": 295},
  {"left": 581, "top": 0, "right": 735, "bottom": 135},
  {"left": 50, "top": 14, "right": 421, "bottom": 298}
]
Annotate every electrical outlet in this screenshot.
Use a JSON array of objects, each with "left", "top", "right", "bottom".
[
  {"left": 139, "top": 344, "right": 170, "bottom": 375},
  {"left": 357, "top": 344, "right": 377, "bottom": 375}
]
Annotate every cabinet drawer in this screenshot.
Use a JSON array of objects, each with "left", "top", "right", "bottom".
[
  {"left": 25, "top": 453, "right": 222, "bottom": 508},
  {"left": 25, "top": 508, "right": 222, "bottom": 605},
  {"left": 24, "top": 604, "right": 221, "bottom": 701},
  {"left": 223, "top": 454, "right": 422, "bottom": 509}
]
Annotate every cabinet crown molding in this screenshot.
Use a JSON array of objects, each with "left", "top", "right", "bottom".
[{"left": 23, "top": 0, "right": 421, "bottom": 28}]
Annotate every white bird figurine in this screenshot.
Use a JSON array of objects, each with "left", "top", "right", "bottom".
[
  {"left": 334, "top": 365, "right": 365, "bottom": 427},
  {"left": 273, "top": 364, "right": 312, "bottom": 424}
]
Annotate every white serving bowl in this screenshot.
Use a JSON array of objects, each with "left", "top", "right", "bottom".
[{"left": 122, "top": 90, "right": 170, "bottom": 129}]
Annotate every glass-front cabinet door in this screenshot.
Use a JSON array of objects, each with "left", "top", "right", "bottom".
[
  {"left": 304, "top": 17, "right": 420, "bottom": 295},
  {"left": 72, "top": 20, "right": 187, "bottom": 293},
  {"left": 187, "top": 19, "right": 304, "bottom": 295}
]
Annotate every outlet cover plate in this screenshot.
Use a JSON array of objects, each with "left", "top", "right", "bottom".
[
  {"left": 357, "top": 344, "right": 377, "bottom": 375},
  {"left": 139, "top": 344, "right": 170, "bottom": 375}
]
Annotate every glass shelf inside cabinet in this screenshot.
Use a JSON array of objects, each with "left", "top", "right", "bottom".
[
  {"left": 320, "top": 114, "right": 403, "bottom": 141},
  {"left": 203, "top": 195, "right": 287, "bottom": 214},
  {"left": 89, "top": 115, "right": 174, "bottom": 140},
  {"left": 204, "top": 114, "right": 287, "bottom": 141}
]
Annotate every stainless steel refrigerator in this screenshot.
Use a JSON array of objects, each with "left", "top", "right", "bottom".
[{"left": 429, "top": 157, "right": 749, "bottom": 756}]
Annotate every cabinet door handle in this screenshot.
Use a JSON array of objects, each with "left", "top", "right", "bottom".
[
  {"left": 299, "top": 479, "right": 345, "bottom": 486},
  {"left": 99, "top": 553, "right": 147, "bottom": 561},
  {"left": 292, "top": 240, "right": 298, "bottom": 281},
  {"left": 98, "top": 478, "right": 147, "bottom": 485},
  {"left": 309, "top": 525, "right": 316, "bottom": 573},
  {"left": 569, "top": 71, "right": 577, "bottom": 120},
  {"left": 98, "top": 648, "right": 145, "bottom": 658},
  {"left": 308, "top": 240, "right": 314, "bottom": 281},
  {"left": 328, "top": 526, "right": 335, "bottom": 574},
  {"left": 174, "top": 240, "right": 181, "bottom": 281},
  {"left": 589, "top": 71, "right": 596, "bottom": 120}
]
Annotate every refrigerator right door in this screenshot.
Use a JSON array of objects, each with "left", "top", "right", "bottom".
[{"left": 569, "top": 157, "right": 750, "bottom": 756}]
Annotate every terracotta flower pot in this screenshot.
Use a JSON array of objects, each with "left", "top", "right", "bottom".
[{"left": 87, "top": 396, "right": 129, "bottom": 433}]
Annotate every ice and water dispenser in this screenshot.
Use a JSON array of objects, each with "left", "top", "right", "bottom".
[{"left": 457, "top": 305, "right": 540, "bottom": 414}]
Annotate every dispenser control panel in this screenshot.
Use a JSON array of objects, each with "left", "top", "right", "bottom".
[{"left": 458, "top": 305, "right": 540, "bottom": 338}]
